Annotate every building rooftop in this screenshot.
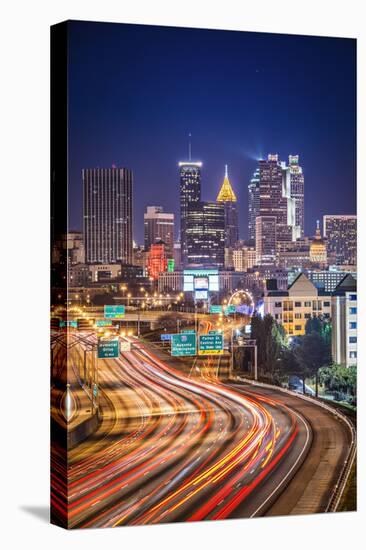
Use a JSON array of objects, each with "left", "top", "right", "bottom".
[
  {"left": 332, "top": 273, "right": 357, "bottom": 296},
  {"left": 216, "top": 165, "right": 237, "bottom": 202}
]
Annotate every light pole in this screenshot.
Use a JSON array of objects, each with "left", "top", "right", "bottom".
[
  {"left": 137, "top": 309, "right": 141, "bottom": 337},
  {"left": 194, "top": 300, "right": 198, "bottom": 333},
  {"left": 254, "top": 344, "right": 258, "bottom": 381},
  {"left": 230, "top": 327, "right": 234, "bottom": 379}
]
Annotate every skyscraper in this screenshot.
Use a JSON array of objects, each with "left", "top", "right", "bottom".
[
  {"left": 259, "top": 154, "right": 289, "bottom": 234},
  {"left": 216, "top": 165, "right": 239, "bottom": 248},
  {"left": 185, "top": 201, "right": 225, "bottom": 268},
  {"left": 83, "top": 167, "right": 133, "bottom": 264},
  {"left": 179, "top": 159, "right": 202, "bottom": 266},
  {"left": 258, "top": 154, "right": 300, "bottom": 248},
  {"left": 256, "top": 216, "right": 277, "bottom": 265},
  {"left": 248, "top": 167, "right": 260, "bottom": 242},
  {"left": 144, "top": 206, "right": 175, "bottom": 258},
  {"left": 287, "top": 155, "right": 305, "bottom": 237},
  {"left": 323, "top": 215, "right": 357, "bottom": 266}
]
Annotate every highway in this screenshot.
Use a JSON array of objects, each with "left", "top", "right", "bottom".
[{"left": 51, "top": 330, "right": 352, "bottom": 528}]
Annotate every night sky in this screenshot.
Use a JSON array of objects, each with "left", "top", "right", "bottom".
[{"left": 68, "top": 20, "right": 356, "bottom": 244}]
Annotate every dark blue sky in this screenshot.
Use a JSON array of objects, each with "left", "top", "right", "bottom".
[{"left": 68, "top": 20, "right": 356, "bottom": 243}]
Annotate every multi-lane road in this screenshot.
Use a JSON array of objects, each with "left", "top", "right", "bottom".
[{"left": 51, "top": 331, "right": 354, "bottom": 528}]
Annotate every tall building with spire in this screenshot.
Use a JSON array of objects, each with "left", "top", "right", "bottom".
[
  {"left": 179, "top": 135, "right": 202, "bottom": 266},
  {"left": 248, "top": 167, "right": 260, "bottom": 242},
  {"left": 216, "top": 165, "right": 239, "bottom": 248}
]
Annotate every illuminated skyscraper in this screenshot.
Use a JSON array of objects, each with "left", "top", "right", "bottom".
[
  {"left": 179, "top": 141, "right": 202, "bottom": 266},
  {"left": 144, "top": 206, "right": 174, "bottom": 258},
  {"left": 323, "top": 215, "right": 357, "bottom": 266},
  {"left": 248, "top": 167, "right": 260, "bottom": 242},
  {"left": 288, "top": 155, "right": 305, "bottom": 237},
  {"left": 258, "top": 154, "right": 299, "bottom": 244},
  {"left": 185, "top": 201, "right": 225, "bottom": 268},
  {"left": 256, "top": 216, "right": 277, "bottom": 265},
  {"left": 216, "top": 165, "right": 239, "bottom": 248},
  {"left": 83, "top": 167, "right": 133, "bottom": 264}
]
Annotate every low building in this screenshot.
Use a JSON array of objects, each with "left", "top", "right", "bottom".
[
  {"left": 158, "top": 271, "right": 184, "bottom": 292},
  {"left": 276, "top": 238, "right": 311, "bottom": 269},
  {"left": 233, "top": 245, "right": 256, "bottom": 272},
  {"left": 68, "top": 263, "right": 91, "bottom": 287},
  {"left": 67, "top": 231, "right": 85, "bottom": 264},
  {"left": 264, "top": 273, "right": 331, "bottom": 336},
  {"left": 89, "top": 264, "right": 121, "bottom": 282},
  {"left": 305, "top": 269, "right": 357, "bottom": 293},
  {"left": 331, "top": 274, "right": 357, "bottom": 367},
  {"left": 224, "top": 247, "right": 234, "bottom": 269},
  {"left": 121, "top": 264, "right": 146, "bottom": 280},
  {"left": 133, "top": 245, "right": 148, "bottom": 270}
]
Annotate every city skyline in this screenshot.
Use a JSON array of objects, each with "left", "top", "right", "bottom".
[
  {"left": 67, "top": 21, "right": 356, "bottom": 243},
  {"left": 51, "top": 21, "right": 357, "bottom": 529}
]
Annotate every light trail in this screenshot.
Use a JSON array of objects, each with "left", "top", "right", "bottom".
[{"left": 51, "top": 331, "right": 304, "bottom": 528}]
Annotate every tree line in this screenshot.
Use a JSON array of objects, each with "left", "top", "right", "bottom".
[{"left": 250, "top": 313, "right": 356, "bottom": 400}]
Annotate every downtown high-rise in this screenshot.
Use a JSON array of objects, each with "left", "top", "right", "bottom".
[
  {"left": 323, "top": 215, "right": 357, "bottom": 266},
  {"left": 248, "top": 167, "right": 260, "bottom": 242},
  {"left": 185, "top": 201, "right": 225, "bottom": 268},
  {"left": 255, "top": 154, "right": 300, "bottom": 265},
  {"left": 288, "top": 155, "right": 305, "bottom": 237},
  {"left": 179, "top": 158, "right": 202, "bottom": 266},
  {"left": 83, "top": 167, "right": 133, "bottom": 264},
  {"left": 144, "top": 206, "right": 175, "bottom": 258},
  {"left": 216, "top": 165, "right": 239, "bottom": 249}
]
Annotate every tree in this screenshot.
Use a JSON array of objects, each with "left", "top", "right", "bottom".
[
  {"left": 295, "top": 331, "right": 332, "bottom": 396},
  {"left": 251, "top": 313, "right": 285, "bottom": 380},
  {"left": 305, "top": 316, "right": 322, "bottom": 335},
  {"left": 305, "top": 316, "right": 332, "bottom": 346},
  {"left": 319, "top": 364, "right": 357, "bottom": 399},
  {"left": 277, "top": 347, "right": 301, "bottom": 382}
]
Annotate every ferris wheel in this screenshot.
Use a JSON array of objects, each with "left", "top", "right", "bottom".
[{"left": 227, "top": 289, "right": 255, "bottom": 317}]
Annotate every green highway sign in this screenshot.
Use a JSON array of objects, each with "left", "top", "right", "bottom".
[
  {"left": 209, "top": 305, "right": 222, "bottom": 314},
  {"left": 104, "top": 305, "right": 125, "bottom": 319},
  {"left": 98, "top": 337, "right": 119, "bottom": 359},
  {"left": 224, "top": 305, "right": 236, "bottom": 315},
  {"left": 198, "top": 333, "right": 224, "bottom": 355},
  {"left": 95, "top": 319, "right": 113, "bottom": 327},
  {"left": 181, "top": 329, "right": 196, "bottom": 334},
  {"left": 171, "top": 333, "right": 196, "bottom": 357},
  {"left": 208, "top": 330, "right": 221, "bottom": 335}
]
